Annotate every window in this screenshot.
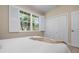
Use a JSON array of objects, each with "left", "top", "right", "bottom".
[
  {"left": 32, "top": 15, "right": 39, "bottom": 30},
  {"left": 20, "top": 11, "right": 31, "bottom": 31},
  {"left": 9, "top": 6, "right": 45, "bottom": 32},
  {"left": 19, "top": 10, "right": 39, "bottom": 32}
]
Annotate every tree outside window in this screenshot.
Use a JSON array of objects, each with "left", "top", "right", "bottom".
[
  {"left": 20, "top": 11, "right": 30, "bottom": 31},
  {"left": 20, "top": 10, "right": 39, "bottom": 31}
]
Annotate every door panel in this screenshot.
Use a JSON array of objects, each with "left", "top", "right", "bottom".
[{"left": 71, "top": 11, "right": 79, "bottom": 47}]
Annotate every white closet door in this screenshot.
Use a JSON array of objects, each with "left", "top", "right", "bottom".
[
  {"left": 45, "top": 16, "right": 59, "bottom": 39},
  {"left": 45, "top": 17, "right": 53, "bottom": 38},
  {"left": 39, "top": 16, "right": 45, "bottom": 31},
  {"left": 51, "top": 17, "right": 59, "bottom": 39},
  {"left": 45, "top": 14, "right": 68, "bottom": 42},
  {"left": 52, "top": 15, "right": 68, "bottom": 41},
  {"left": 71, "top": 11, "right": 79, "bottom": 47},
  {"left": 9, "top": 6, "right": 20, "bottom": 32},
  {"left": 57, "top": 15, "right": 68, "bottom": 42}
]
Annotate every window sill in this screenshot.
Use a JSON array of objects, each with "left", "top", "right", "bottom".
[{"left": 19, "top": 30, "right": 43, "bottom": 32}]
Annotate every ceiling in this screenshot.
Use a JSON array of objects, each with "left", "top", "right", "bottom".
[
  {"left": 29, "top": 5, "right": 57, "bottom": 13},
  {"left": 19, "top": 5, "right": 57, "bottom": 15}
]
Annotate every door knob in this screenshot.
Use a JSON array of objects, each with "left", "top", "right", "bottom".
[{"left": 72, "top": 30, "right": 74, "bottom": 32}]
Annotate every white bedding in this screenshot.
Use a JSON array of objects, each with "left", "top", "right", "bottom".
[{"left": 0, "top": 37, "right": 70, "bottom": 53}]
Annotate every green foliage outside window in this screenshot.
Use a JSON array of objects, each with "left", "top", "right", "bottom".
[
  {"left": 32, "top": 15, "right": 39, "bottom": 30},
  {"left": 20, "top": 10, "right": 39, "bottom": 31},
  {"left": 20, "top": 11, "right": 30, "bottom": 31}
]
